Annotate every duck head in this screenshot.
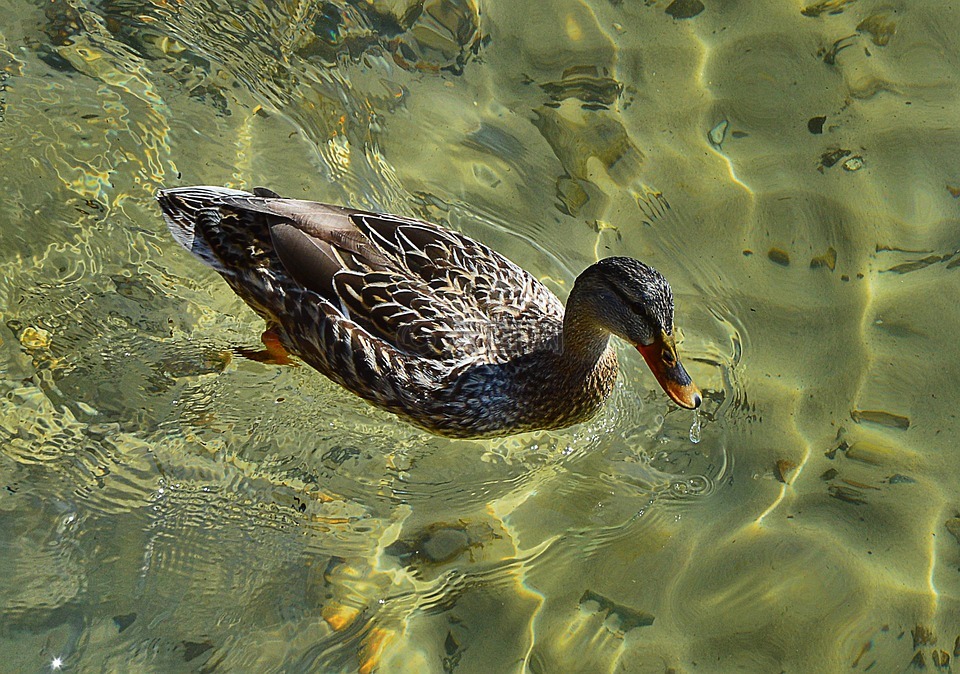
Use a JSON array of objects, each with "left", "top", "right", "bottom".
[{"left": 572, "top": 257, "right": 702, "bottom": 410}]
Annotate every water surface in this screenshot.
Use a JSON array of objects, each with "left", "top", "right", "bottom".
[{"left": 2, "top": 0, "right": 960, "bottom": 671}]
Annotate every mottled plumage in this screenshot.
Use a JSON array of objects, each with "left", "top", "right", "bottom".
[{"left": 158, "top": 186, "right": 700, "bottom": 437}]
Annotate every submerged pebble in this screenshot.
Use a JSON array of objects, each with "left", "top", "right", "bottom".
[
  {"left": 884, "top": 254, "right": 949, "bottom": 274},
  {"left": 113, "top": 613, "right": 137, "bottom": 633},
  {"left": 857, "top": 14, "right": 897, "bottom": 46},
  {"left": 888, "top": 474, "right": 915, "bottom": 484},
  {"left": 768, "top": 248, "right": 791, "bottom": 266},
  {"left": 385, "top": 519, "right": 497, "bottom": 568},
  {"left": 846, "top": 441, "right": 894, "bottom": 466},
  {"left": 708, "top": 119, "right": 728, "bottom": 147},
  {"left": 946, "top": 518, "right": 960, "bottom": 546},
  {"left": 182, "top": 641, "right": 213, "bottom": 662},
  {"left": 842, "top": 156, "right": 864, "bottom": 171},
  {"left": 829, "top": 484, "right": 867, "bottom": 505},
  {"left": 801, "top": 0, "right": 858, "bottom": 18},
  {"left": 818, "top": 147, "right": 851, "bottom": 172},
  {"left": 851, "top": 409, "right": 911, "bottom": 430},
  {"left": 421, "top": 526, "right": 471, "bottom": 564},
  {"left": 807, "top": 116, "right": 826, "bottom": 134},
  {"left": 913, "top": 625, "right": 936, "bottom": 649},
  {"left": 665, "top": 0, "right": 705, "bottom": 19},
  {"left": 775, "top": 459, "right": 797, "bottom": 484},
  {"left": 809, "top": 246, "right": 838, "bottom": 270},
  {"left": 579, "top": 589, "right": 655, "bottom": 632}
]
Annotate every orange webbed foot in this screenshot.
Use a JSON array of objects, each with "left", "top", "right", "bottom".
[{"left": 235, "top": 328, "right": 297, "bottom": 365}]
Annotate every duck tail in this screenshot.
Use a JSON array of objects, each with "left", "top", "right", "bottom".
[{"left": 157, "top": 186, "right": 253, "bottom": 274}]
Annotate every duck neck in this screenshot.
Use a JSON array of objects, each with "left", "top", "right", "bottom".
[{"left": 560, "top": 282, "right": 614, "bottom": 371}]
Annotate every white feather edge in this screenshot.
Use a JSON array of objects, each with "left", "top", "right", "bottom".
[{"left": 157, "top": 186, "right": 253, "bottom": 274}]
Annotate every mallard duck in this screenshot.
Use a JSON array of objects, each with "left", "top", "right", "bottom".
[{"left": 157, "top": 186, "right": 701, "bottom": 437}]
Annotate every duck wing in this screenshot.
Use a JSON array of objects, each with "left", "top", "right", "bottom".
[
  {"left": 208, "top": 191, "right": 564, "bottom": 367},
  {"left": 341, "top": 209, "right": 565, "bottom": 359}
]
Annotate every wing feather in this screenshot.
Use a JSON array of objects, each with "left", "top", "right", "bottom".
[{"left": 170, "top": 188, "right": 563, "bottom": 368}]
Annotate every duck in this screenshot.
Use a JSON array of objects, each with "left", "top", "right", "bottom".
[{"left": 157, "top": 186, "right": 701, "bottom": 438}]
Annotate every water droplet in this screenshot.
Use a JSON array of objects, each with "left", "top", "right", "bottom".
[{"left": 689, "top": 409, "right": 701, "bottom": 444}]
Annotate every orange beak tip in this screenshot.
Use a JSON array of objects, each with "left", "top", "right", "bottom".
[
  {"left": 671, "top": 385, "right": 702, "bottom": 410},
  {"left": 636, "top": 342, "right": 702, "bottom": 410}
]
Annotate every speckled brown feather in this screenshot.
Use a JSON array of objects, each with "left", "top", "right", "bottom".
[{"left": 157, "top": 186, "right": 685, "bottom": 437}]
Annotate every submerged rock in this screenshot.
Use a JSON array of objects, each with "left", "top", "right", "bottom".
[
  {"left": 850, "top": 409, "right": 910, "bottom": 430},
  {"left": 665, "top": 0, "right": 705, "bottom": 19},
  {"left": 579, "top": 589, "right": 654, "bottom": 633}
]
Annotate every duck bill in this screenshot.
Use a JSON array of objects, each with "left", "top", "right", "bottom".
[{"left": 636, "top": 340, "right": 702, "bottom": 409}]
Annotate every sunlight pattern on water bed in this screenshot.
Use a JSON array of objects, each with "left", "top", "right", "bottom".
[{"left": 2, "top": 0, "right": 960, "bottom": 672}]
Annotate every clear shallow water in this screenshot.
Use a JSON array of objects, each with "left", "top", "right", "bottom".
[{"left": 1, "top": 0, "right": 960, "bottom": 671}]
